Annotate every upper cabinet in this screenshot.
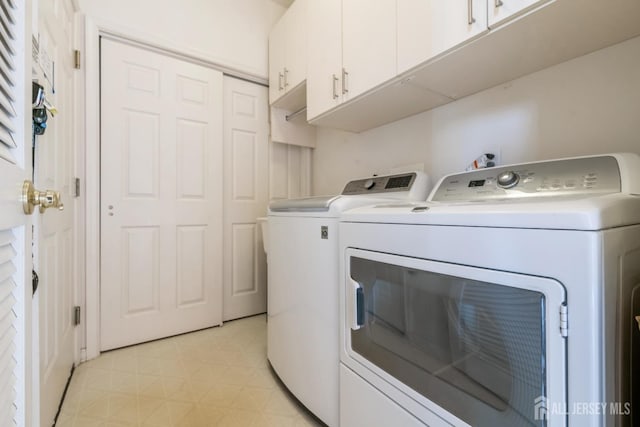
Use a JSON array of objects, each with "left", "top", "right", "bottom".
[
  {"left": 398, "top": 0, "right": 488, "bottom": 74},
  {"left": 307, "top": 0, "right": 397, "bottom": 121},
  {"left": 269, "top": 0, "right": 308, "bottom": 111},
  {"left": 306, "top": 0, "right": 342, "bottom": 120},
  {"left": 342, "top": 0, "right": 397, "bottom": 101},
  {"left": 274, "top": 0, "right": 640, "bottom": 132}
]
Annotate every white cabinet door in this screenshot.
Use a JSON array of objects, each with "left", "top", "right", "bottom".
[
  {"left": 342, "top": 0, "right": 397, "bottom": 100},
  {"left": 269, "top": 0, "right": 308, "bottom": 106},
  {"left": 489, "top": 0, "right": 549, "bottom": 28},
  {"left": 283, "top": 0, "right": 307, "bottom": 92},
  {"left": 398, "top": 0, "right": 488, "bottom": 74},
  {"left": 306, "top": 0, "right": 343, "bottom": 120},
  {"left": 268, "top": 20, "right": 286, "bottom": 104}
]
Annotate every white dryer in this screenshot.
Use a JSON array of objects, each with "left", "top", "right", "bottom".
[
  {"left": 339, "top": 154, "right": 640, "bottom": 427},
  {"left": 267, "top": 172, "right": 430, "bottom": 426}
]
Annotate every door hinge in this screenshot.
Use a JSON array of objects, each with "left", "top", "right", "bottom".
[
  {"left": 74, "top": 50, "right": 81, "bottom": 69},
  {"left": 73, "top": 306, "right": 81, "bottom": 326},
  {"left": 559, "top": 303, "right": 568, "bottom": 337},
  {"left": 32, "top": 270, "right": 39, "bottom": 295},
  {"left": 74, "top": 177, "right": 80, "bottom": 197}
]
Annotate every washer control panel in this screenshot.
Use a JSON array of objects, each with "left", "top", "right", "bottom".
[
  {"left": 430, "top": 156, "right": 621, "bottom": 202},
  {"left": 342, "top": 172, "right": 417, "bottom": 195}
]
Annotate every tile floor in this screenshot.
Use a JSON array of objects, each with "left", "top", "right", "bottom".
[{"left": 56, "top": 315, "right": 323, "bottom": 427}]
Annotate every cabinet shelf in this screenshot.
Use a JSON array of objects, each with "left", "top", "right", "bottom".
[{"left": 271, "top": 80, "right": 306, "bottom": 112}]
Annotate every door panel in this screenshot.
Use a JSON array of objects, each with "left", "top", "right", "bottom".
[
  {"left": 176, "top": 226, "right": 207, "bottom": 306},
  {"left": 232, "top": 224, "right": 258, "bottom": 294},
  {"left": 123, "top": 227, "right": 159, "bottom": 314},
  {"left": 35, "top": 0, "right": 77, "bottom": 424},
  {"left": 124, "top": 111, "right": 159, "bottom": 198},
  {"left": 100, "top": 39, "right": 223, "bottom": 350},
  {"left": 177, "top": 121, "right": 207, "bottom": 198},
  {"left": 222, "top": 77, "right": 269, "bottom": 321}
]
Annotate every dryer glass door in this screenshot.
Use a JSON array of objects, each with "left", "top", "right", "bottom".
[{"left": 345, "top": 249, "right": 567, "bottom": 427}]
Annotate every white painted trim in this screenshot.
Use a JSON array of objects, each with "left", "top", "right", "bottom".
[
  {"left": 100, "top": 32, "right": 268, "bottom": 88},
  {"left": 89, "top": 16, "right": 268, "bottom": 86},
  {"left": 73, "top": 10, "right": 86, "bottom": 365},
  {"left": 83, "top": 16, "right": 101, "bottom": 361}
]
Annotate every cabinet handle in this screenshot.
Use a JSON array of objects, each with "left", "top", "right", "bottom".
[
  {"left": 278, "top": 72, "right": 284, "bottom": 91},
  {"left": 332, "top": 74, "right": 339, "bottom": 99},
  {"left": 342, "top": 68, "right": 349, "bottom": 95},
  {"left": 468, "top": 0, "right": 476, "bottom": 25},
  {"left": 284, "top": 67, "right": 289, "bottom": 88},
  {"left": 495, "top": 0, "right": 504, "bottom": 7}
]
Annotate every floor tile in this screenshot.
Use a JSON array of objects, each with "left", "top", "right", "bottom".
[{"left": 57, "top": 314, "right": 323, "bottom": 426}]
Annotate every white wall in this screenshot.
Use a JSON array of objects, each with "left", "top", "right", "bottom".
[
  {"left": 312, "top": 36, "right": 640, "bottom": 195},
  {"left": 77, "top": 0, "right": 287, "bottom": 79}
]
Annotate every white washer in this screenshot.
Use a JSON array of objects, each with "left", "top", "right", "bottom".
[
  {"left": 339, "top": 154, "right": 640, "bottom": 427},
  {"left": 267, "top": 172, "right": 430, "bottom": 426}
]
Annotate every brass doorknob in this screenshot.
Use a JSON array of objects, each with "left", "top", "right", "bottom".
[{"left": 22, "top": 180, "right": 64, "bottom": 214}]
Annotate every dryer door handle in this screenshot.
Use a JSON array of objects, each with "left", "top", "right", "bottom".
[{"left": 349, "top": 279, "right": 364, "bottom": 330}]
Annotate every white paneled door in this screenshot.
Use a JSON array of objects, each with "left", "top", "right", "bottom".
[
  {"left": 222, "top": 77, "right": 269, "bottom": 321},
  {"left": 35, "top": 0, "right": 78, "bottom": 425},
  {"left": 100, "top": 39, "right": 224, "bottom": 350}
]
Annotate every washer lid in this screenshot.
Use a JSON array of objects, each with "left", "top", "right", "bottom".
[
  {"left": 341, "top": 193, "right": 640, "bottom": 230},
  {"left": 268, "top": 171, "right": 432, "bottom": 214},
  {"left": 269, "top": 196, "right": 340, "bottom": 212}
]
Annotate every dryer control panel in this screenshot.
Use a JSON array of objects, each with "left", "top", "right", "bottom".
[
  {"left": 430, "top": 155, "right": 624, "bottom": 202},
  {"left": 342, "top": 172, "right": 429, "bottom": 200}
]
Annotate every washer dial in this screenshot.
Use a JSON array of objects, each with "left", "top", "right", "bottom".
[{"left": 497, "top": 171, "right": 520, "bottom": 189}]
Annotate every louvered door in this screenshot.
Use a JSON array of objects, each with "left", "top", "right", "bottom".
[
  {"left": 0, "top": 231, "right": 18, "bottom": 426},
  {"left": 0, "top": 1, "right": 33, "bottom": 427}
]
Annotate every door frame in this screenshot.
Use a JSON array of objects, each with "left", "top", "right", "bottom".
[{"left": 82, "top": 17, "right": 269, "bottom": 360}]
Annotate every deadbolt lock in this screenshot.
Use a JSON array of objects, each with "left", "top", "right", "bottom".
[{"left": 22, "top": 180, "right": 64, "bottom": 214}]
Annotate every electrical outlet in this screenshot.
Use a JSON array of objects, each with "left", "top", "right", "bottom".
[
  {"left": 485, "top": 149, "right": 502, "bottom": 168},
  {"left": 491, "top": 151, "right": 501, "bottom": 167}
]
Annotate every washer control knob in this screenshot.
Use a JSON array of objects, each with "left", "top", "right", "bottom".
[
  {"left": 363, "top": 179, "right": 375, "bottom": 190},
  {"left": 497, "top": 171, "right": 519, "bottom": 188}
]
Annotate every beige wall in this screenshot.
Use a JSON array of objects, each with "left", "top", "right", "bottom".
[
  {"left": 77, "top": 0, "right": 287, "bottom": 79},
  {"left": 312, "top": 36, "right": 640, "bottom": 195}
]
